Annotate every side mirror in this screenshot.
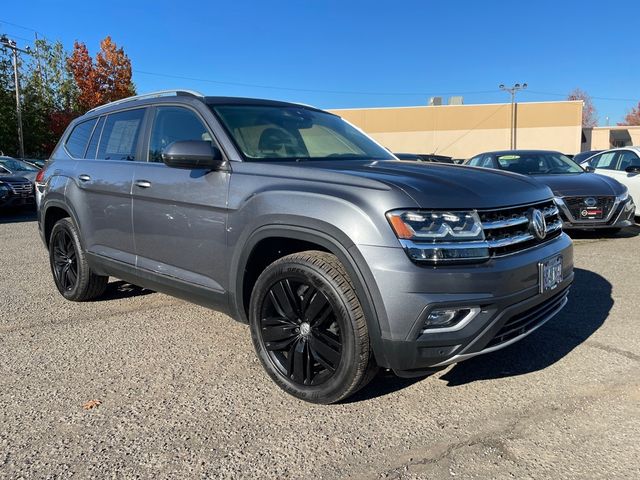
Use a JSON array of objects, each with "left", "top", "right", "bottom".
[
  {"left": 625, "top": 165, "right": 640, "bottom": 174},
  {"left": 583, "top": 165, "right": 595, "bottom": 172},
  {"left": 162, "top": 140, "right": 225, "bottom": 170}
]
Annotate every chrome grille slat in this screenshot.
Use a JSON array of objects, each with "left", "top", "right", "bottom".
[
  {"left": 479, "top": 200, "right": 563, "bottom": 256},
  {"left": 482, "top": 205, "right": 559, "bottom": 230}
]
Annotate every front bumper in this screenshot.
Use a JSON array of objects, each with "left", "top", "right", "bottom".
[
  {"left": 556, "top": 196, "right": 635, "bottom": 230},
  {"left": 358, "top": 233, "right": 573, "bottom": 376}
]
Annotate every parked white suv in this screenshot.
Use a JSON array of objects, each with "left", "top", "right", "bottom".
[{"left": 583, "top": 147, "right": 640, "bottom": 217}]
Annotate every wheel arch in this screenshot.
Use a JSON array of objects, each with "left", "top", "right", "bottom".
[
  {"left": 232, "top": 223, "right": 391, "bottom": 368},
  {"left": 42, "top": 201, "right": 83, "bottom": 249}
]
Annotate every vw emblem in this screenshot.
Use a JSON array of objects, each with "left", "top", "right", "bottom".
[
  {"left": 584, "top": 197, "right": 597, "bottom": 207},
  {"left": 528, "top": 208, "right": 547, "bottom": 240}
]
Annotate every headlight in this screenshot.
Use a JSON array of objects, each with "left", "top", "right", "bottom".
[
  {"left": 386, "top": 210, "right": 489, "bottom": 263},
  {"left": 0, "top": 182, "right": 8, "bottom": 198},
  {"left": 616, "top": 190, "right": 629, "bottom": 202}
]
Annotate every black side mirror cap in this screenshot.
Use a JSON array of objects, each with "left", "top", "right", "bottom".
[
  {"left": 583, "top": 165, "right": 595, "bottom": 172},
  {"left": 162, "top": 140, "right": 225, "bottom": 170},
  {"left": 625, "top": 165, "right": 640, "bottom": 174}
]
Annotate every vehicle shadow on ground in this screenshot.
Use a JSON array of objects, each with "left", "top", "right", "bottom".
[
  {"left": 0, "top": 209, "right": 37, "bottom": 224},
  {"left": 96, "top": 281, "right": 154, "bottom": 301},
  {"left": 348, "top": 268, "right": 612, "bottom": 401},
  {"left": 440, "top": 267, "right": 611, "bottom": 386}
]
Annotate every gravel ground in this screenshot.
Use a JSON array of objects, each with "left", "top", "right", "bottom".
[{"left": 1, "top": 210, "right": 639, "bottom": 479}]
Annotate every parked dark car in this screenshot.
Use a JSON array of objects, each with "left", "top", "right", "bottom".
[
  {"left": 573, "top": 150, "right": 603, "bottom": 166},
  {"left": 0, "top": 175, "right": 35, "bottom": 209},
  {"left": 0, "top": 156, "right": 39, "bottom": 183},
  {"left": 38, "top": 91, "right": 573, "bottom": 403},
  {"left": 467, "top": 150, "right": 635, "bottom": 232}
]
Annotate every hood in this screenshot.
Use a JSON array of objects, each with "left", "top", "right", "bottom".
[
  {"left": 0, "top": 171, "right": 36, "bottom": 183},
  {"left": 297, "top": 160, "right": 553, "bottom": 209},
  {"left": 533, "top": 172, "right": 626, "bottom": 197}
]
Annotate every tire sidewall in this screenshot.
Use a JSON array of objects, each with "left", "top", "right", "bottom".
[
  {"left": 249, "top": 259, "right": 363, "bottom": 404},
  {"left": 49, "top": 219, "right": 83, "bottom": 300}
]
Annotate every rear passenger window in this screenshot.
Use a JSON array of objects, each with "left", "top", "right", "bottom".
[
  {"left": 84, "top": 116, "right": 105, "bottom": 159},
  {"left": 148, "top": 106, "right": 212, "bottom": 162},
  {"left": 65, "top": 118, "right": 98, "bottom": 158},
  {"left": 595, "top": 152, "right": 617, "bottom": 170},
  {"left": 97, "top": 109, "right": 146, "bottom": 161}
]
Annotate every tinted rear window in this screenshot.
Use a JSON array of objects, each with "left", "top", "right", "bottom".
[{"left": 65, "top": 118, "right": 98, "bottom": 158}]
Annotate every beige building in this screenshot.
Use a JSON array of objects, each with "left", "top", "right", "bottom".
[
  {"left": 583, "top": 125, "right": 640, "bottom": 150},
  {"left": 330, "top": 100, "right": 583, "bottom": 159}
]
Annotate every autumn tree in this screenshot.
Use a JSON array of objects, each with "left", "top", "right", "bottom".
[
  {"left": 619, "top": 102, "right": 640, "bottom": 126},
  {"left": 67, "top": 36, "right": 135, "bottom": 113},
  {"left": 567, "top": 88, "right": 598, "bottom": 127}
]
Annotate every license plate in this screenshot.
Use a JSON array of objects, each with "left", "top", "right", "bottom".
[
  {"left": 539, "top": 255, "right": 563, "bottom": 293},
  {"left": 580, "top": 206, "right": 603, "bottom": 219}
]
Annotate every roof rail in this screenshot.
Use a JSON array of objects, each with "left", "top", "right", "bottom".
[{"left": 86, "top": 89, "right": 205, "bottom": 114}]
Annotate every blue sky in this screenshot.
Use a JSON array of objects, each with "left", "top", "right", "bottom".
[{"left": 2, "top": 0, "right": 638, "bottom": 124}]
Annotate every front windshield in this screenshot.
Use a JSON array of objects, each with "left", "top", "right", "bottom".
[
  {"left": 493, "top": 152, "right": 584, "bottom": 175},
  {"left": 211, "top": 105, "right": 394, "bottom": 162},
  {"left": 0, "top": 158, "right": 39, "bottom": 172}
]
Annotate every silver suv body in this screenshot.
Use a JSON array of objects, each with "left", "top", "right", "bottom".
[{"left": 38, "top": 90, "right": 573, "bottom": 403}]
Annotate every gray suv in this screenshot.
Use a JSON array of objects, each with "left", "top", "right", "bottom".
[{"left": 38, "top": 90, "right": 573, "bottom": 404}]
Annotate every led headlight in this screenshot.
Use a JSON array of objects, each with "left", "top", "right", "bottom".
[
  {"left": 0, "top": 182, "right": 9, "bottom": 199},
  {"left": 386, "top": 210, "right": 489, "bottom": 263},
  {"left": 616, "top": 190, "right": 629, "bottom": 203}
]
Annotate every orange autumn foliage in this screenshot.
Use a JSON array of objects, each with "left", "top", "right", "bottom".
[{"left": 67, "top": 36, "right": 135, "bottom": 113}]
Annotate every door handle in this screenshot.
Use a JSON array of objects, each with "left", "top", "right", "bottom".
[
  {"left": 135, "top": 180, "right": 152, "bottom": 188},
  {"left": 78, "top": 174, "right": 91, "bottom": 182}
]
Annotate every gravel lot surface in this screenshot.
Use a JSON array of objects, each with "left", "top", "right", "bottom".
[{"left": 1, "top": 210, "right": 639, "bottom": 479}]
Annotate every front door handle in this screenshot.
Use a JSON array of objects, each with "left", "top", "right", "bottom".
[
  {"left": 78, "top": 174, "right": 91, "bottom": 182},
  {"left": 135, "top": 180, "right": 152, "bottom": 189}
]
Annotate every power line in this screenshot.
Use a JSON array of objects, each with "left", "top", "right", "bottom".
[{"left": 133, "top": 69, "right": 497, "bottom": 97}]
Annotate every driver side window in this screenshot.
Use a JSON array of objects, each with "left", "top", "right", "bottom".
[
  {"left": 617, "top": 151, "right": 640, "bottom": 171},
  {"left": 148, "top": 107, "right": 212, "bottom": 162}
]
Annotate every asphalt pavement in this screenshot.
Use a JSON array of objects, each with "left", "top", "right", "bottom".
[{"left": 1, "top": 209, "right": 639, "bottom": 479}]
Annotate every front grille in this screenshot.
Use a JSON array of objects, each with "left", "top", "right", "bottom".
[
  {"left": 4, "top": 179, "right": 33, "bottom": 198},
  {"left": 478, "top": 200, "right": 562, "bottom": 256},
  {"left": 563, "top": 196, "right": 615, "bottom": 222},
  {"left": 486, "top": 287, "right": 569, "bottom": 349}
]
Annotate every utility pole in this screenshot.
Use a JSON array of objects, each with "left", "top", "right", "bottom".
[
  {"left": 1, "top": 34, "right": 32, "bottom": 159},
  {"left": 499, "top": 83, "right": 527, "bottom": 149}
]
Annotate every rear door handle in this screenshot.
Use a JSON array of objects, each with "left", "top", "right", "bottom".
[
  {"left": 135, "top": 180, "right": 152, "bottom": 189},
  {"left": 78, "top": 174, "right": 91, "bottom": 182}
]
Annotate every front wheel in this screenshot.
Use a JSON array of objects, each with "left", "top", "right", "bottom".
[
  {"left": 249, "top": 251, "right": 376, "bottom": 404},
  {"left": 49, "top": 218, "right": 108, "bottom": 301}
]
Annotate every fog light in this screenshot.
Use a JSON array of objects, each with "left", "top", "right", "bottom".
[{"left": 422, "top": 307, "right": 481, "bottom": 333}]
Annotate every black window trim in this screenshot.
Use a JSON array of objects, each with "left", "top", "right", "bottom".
[
  {"left": 142, "top": 103, "right": 226, "bottom": 164},
  {"left": 95, "top": 106, "right": 150, "bottom": 162},
  {"left": 63, "top": 117, "right": 99, "bottom": 160}
]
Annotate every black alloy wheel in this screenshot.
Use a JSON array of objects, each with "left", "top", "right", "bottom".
[
  {"left": 260, "top": 277, "right": 342, "bottom": 386},
  {"left": 48, "top": 218, "right": 108, "bottom": 301},
  {"left": 51, "top": 228, "right": 78, "bottom": 292},
  {"left": 249, "top": 251, "right": 376, "bottom": 404}
]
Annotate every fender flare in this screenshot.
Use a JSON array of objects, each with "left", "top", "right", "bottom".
[{"left": 231, "top": 222, "right": 392, "bottom": 368}]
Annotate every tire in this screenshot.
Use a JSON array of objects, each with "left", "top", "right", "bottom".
[
  {"left": 249, "top": 250, "right": 377, "bottom": 404},
  {"left": 49, "top": 217, "right": 108, "bottom": 301}
]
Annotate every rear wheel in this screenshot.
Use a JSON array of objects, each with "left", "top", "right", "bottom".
[
  {"left": 249, "top": 251, "right": 376, "bottom": 404},
  {"left": 49, "top": 218, "right": 108, "bottom": 301}
]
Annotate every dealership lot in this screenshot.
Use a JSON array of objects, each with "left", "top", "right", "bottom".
[{"left": 1, "top": 211, "right": 639, "bottom": 479}]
